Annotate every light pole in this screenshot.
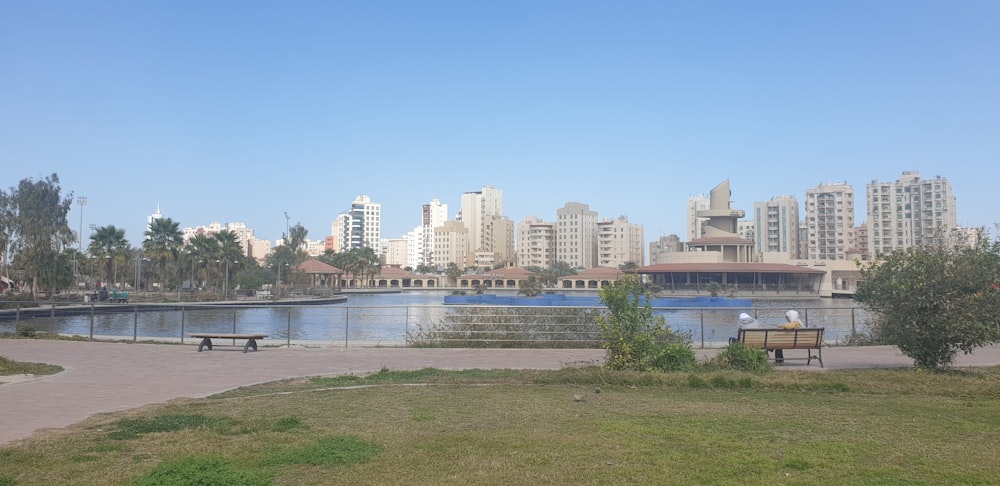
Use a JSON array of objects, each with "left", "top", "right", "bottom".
[{"left": 75, "top": 196, "right": 86, "bottom": 292}]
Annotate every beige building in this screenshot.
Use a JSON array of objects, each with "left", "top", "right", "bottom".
[
  {"left": 648, "top": 234, "right": 682, "bottom": 265},
  {"left": 686, "top": 194, "right": 710, "bottom": 241},
  {"left": 597, "top": 216, "right": 645, "bottom": 267},
  {"left": 805, "top": 182, "right": 855, "bottom": 260},
  {"left": 382, "top": 238, "right": 408, "bottom": 267},
  {"left": 517, "top": 216, "right": 555, "bottom": 269},
  {"left": 865, "top": 170, "right": 957, "bottom": 257},
  {"left": 696, "top": 180, "right": 744, "bottom": 237},
  {"left": 433, "top": 221, "right": 469, "bottom": 268},
  {"left": 556, "top": 202, "right": 598, "bottom": 269}
]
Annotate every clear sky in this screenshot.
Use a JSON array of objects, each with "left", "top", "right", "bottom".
[{"left": 3, "top": 1, "right": 997, "bottom": 249}]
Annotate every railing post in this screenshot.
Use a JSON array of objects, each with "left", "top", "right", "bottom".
[
  {"left": 89, "top": 303, "right": 94, "bottom": 340},
  {"left": 232, "top": 307, "right": 238, "bottom": 346},
  {"left": 286, "top": 307, "right": 291, "bottom": 347},
  {"left": 181, "top": 307, "right": 186, "bottom": 344},
  {"left": 133, "top": 305, "right": 138, "bottom": 342},
  {"left": 344, "top": 306, "right": 350, "bottom": 348},
  {"left": 699, "top": 308, "right": 705, "bottom": 349}
]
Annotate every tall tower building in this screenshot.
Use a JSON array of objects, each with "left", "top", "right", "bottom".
[
  {"left": 805, "top": 182, "right": 855, "bottom": 260},
  {"left": 433, "top": 221, "right": 469, "bottom": 267},
  {"left": 597, "top": 216, "right": 645, "bottom": 267},
  {"left": 334, "top": 195, "right": 382, "bottom": 253},
  {"left": 696, "top": 180, "right": 745, "bottom": 237},
  {"left": 458, "top": 185, "right": 503, "bottom": 255},
  {"left": 866, "top": 170, "right": 957, "bottom": 257},
  {"left": 420, "top": 199, "right": 448, "bottom": 267},
  {"left": 556, "top": 202, "right": 599, "bottom": 269},
  {"left": 753, "top": 195, "right": 800, "bottom": 259}
]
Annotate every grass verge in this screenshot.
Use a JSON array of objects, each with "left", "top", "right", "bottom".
[{"left": 0, "top": 366, "right": 998, "bottom": 485}]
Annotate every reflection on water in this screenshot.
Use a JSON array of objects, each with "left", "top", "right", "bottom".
[{"left": 4, "top": 291, "right": 870, "bottom": 347}]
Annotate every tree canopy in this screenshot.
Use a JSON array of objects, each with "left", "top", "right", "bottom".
[
  {"left": 4, "top": 174, "right": 74, "bottom": 296},
  {"left": 854, "top": 227, "right": 1000, "bottom": 369}
]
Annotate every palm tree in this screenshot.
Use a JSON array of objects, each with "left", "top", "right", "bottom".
[
  {"left": 186, "top": 233, "right": 219, "bottom": 289},
  {"left": 143, "top": 218, "right": 183, "bottom": 292},
  {"left": 445, "top": 263, "right": 462, "bottom": 287},
  {"left": 88, "top": 225, "right": 129, "bottom": 286}
]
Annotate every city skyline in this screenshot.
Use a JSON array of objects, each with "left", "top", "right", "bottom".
[{"left": 3, "top": 2, "right": 997, "bottom": 246}]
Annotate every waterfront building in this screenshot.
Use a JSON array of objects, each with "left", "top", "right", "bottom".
[
  {"left": 382, "top": 237, "right": 408, "bottom": 267},
  {"left": 865, "top": 170, "right": 957, "bottom": 257},
  {"left": 421, "top": 199, "right": 448, "bottom": 267},
  {"left": 433, "top": 220, "right": 469, "bottom": 268},
  {"left": 517, "top": 216, "right": 556, "bottom": 269},
  {"left": 597, "top": 216, "right": 645, "bottom": 267},
  {"left": 648, "top": 234, "right": 683, "bottom": 265},
  {"left": 752, "top": 195, "right": 800, "bottom": 259},
  {"left": 334, "top": 195, "right": 382, "bottom": 254},
  {"left": 556, "top": 202, "right": 598, "bottom": 269},
  {"left": 805, "top": 182, "right": 855, "bottom": 260}
]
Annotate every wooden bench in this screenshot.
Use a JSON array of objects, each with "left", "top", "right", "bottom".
[
  {"left": 737, "top": 327, "right": 824, "bottom": 367},
  {"left": 189, "top": 333, "right": 268, "bottom": 353}
]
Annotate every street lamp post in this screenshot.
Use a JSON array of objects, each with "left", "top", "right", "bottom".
[{"left": 75, "top": 196, "right": 86, "bottom": 293}]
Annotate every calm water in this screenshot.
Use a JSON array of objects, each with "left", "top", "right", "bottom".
[{"left": 2, "top": 291, "right": 870, "bottom": 347}]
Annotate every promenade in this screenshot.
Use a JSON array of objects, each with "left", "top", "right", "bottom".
[{"left": 2, "top": 339, "right": 1000, "bottom": 446}]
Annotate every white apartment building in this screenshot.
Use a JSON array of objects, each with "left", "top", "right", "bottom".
[
  {"left": 597, "top": 216, "right": 645, "bottom": 267},
  {"left": 556, "top": 202, "right": 599, "bottom": 269},
  {"left": 334, "top": 195, "right": 382, "bottom": 254},
  {"left": 805, "top": 182, "right": 855, "bottom": 260},
  {"left": 866, "top": 170, "right": 957, "bottom": 257},
  {"left": 753, "top": 195, "right": 800, "bottom": 259},
  {"left": 420, "top": 199, "right": 448, "bottom": 267},
  {"left": 516, "top": 216, "right": 556, "bottom": 269},
  {"left": 180, "top": 221, "right": 257, "bottom": 259}
]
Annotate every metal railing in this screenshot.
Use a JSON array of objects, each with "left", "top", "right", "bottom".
[{"left": 0, "top": 301, "right": 873, "bottom": 348}]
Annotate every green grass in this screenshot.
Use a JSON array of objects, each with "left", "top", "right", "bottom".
[
  {"left": 0, "top": 356, "right": 63, "bottom": 377},
  {"left": 1, "top": 366, "right": 998, "bottom": 485}
]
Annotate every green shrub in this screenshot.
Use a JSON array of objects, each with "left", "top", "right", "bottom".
[
  {"left": 15, "top": 324, "right": 36, "bottom": 338},
  {"left": 648, "top": 342, "right": 697, "bottom": 371},
  {"left": 707, "top": 343, "right": 772, "bottom": 372},
  {"left": 598, "top": 275, "right": 692, "bottom": 371}
]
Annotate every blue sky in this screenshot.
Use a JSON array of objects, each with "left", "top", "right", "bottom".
[{"left": 3, "top": 1, "right": 997, "bottom": 248}]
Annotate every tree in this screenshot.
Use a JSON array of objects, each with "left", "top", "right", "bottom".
[
  {"left": 88, "top": 225, "right": 129, "bottom": 285},
  {"left": 517, "top": 275, "right": 543, "bottom": 297},
  {"left": 619, "top": 261, "right": 639, "bottom": 272},
  {"left": 854, "top": 227, "right": 1000, "bottom": 370},
  {"left": 597, "top": 274, "right": 693, "bottom": 371},
  {"left": 6, "top": 174, "right": 74, "bottom": 297},
  {"left": 445, "top": 262, "right": 462, "bottom": 287},
  {"left": 143, "top": 217, "right": 183, "bottom": 292}
]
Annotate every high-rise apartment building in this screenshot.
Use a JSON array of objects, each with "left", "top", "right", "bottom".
[
  {"left": 517, "top": 216, "right": 556, "bottom": 269},
  {"left": 805, "top": 182, "right": 855, "bottom": 260},
  {"left": 333, "top": 195, "right": 382, "bottom": 253},
  {"left": 458, "top": 185, "right": 503, "bottom": 256},
  {"left": 556, "top": 202, "right": 598, "bottom": 269},
  {"left": 597, "top": 216, "right": 645, "bottom": 267},
  {"left": 648, "top": 235, "right": 682, "bottom": 264},
  {"left": 865, "top": 170, "right": 957, "bottom": 257},
  {"left": 753, "top": 195, "right": 800, "bottom": 259},
  {"left": 420, "top": 199, "right": 448, "bottom": 267}
]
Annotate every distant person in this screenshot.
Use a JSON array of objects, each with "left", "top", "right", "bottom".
[
  {"left": 99, "top": 286, "right": 108, "bottom": 302},
  {"left": 120, "top": 290, "right": 128, "bottom": 303},
  {"left": 729, "top": 312, "right": 759, "bottom": 344},
  {"left": 773, "top": 309, "right": 803, "bottom": 363}
]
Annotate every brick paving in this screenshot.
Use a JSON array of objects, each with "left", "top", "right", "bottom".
[{"left": 2, "top": 339, "right": 999, "bottom": 445}]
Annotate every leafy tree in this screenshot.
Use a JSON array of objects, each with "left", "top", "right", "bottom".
[
  {"left": 619, "top": 261, "right": 638, "bottom": 271},
  {"left": 517, "top": 275, "right": 543, "bottom": 297},
  {"left": 143, "top": 217, "right": 183, "bottom": 292},
  {"left": 88, "top": 225, "right": 129, "bottom": 284},
  {"left": 414, "top": 264, "right": 435, "bottom": 275},
  {"left": 854, "top": 227, "right": 1000, "bottom": 370},
  {"left": 6, "top": 174, "right": 74, "bottom": 297},
  {"left": 37, "top": 251, "right": 74, "bottom": 298},
  {"left": 445, "top": 262, "right": 462, "bottom": 287},
  {"left": 597, "top": 274, "right": 692, "bottom": 371}
]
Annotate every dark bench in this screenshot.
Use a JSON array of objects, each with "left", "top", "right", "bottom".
[
  {"left": 189, "top": 333, "right": 268, "bottom": 353},
  {"left": 737, "top": 327, "right": 824, "bottom": 367}
]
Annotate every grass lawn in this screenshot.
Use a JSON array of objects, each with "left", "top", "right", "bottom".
[{"left": 1, "top": 366, "right": 998, "bottom": 485}]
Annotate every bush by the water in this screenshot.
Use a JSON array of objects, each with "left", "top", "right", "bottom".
[{"left": 707, "top": 342, "right": 771, "bottom": 372}]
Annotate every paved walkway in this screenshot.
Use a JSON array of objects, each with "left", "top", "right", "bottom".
[{"left": 2, "top": 340, "right": 1000, "bottom": 446}]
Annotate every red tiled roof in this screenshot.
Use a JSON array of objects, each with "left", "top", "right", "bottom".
[
  {"left": 637, "top": 263, "right": 826, "bottom": 274},
  {"left": 295, "top": 258, "right": 344, "bottom": 274}
]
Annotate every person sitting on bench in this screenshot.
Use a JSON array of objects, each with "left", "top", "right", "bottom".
[{"left": 774, "top": 310, "right": 803, "bottom": 363}]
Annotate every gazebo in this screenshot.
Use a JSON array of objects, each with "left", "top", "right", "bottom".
[{"left": 294, "top": 258, "right": 345, "bottom": 291}]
